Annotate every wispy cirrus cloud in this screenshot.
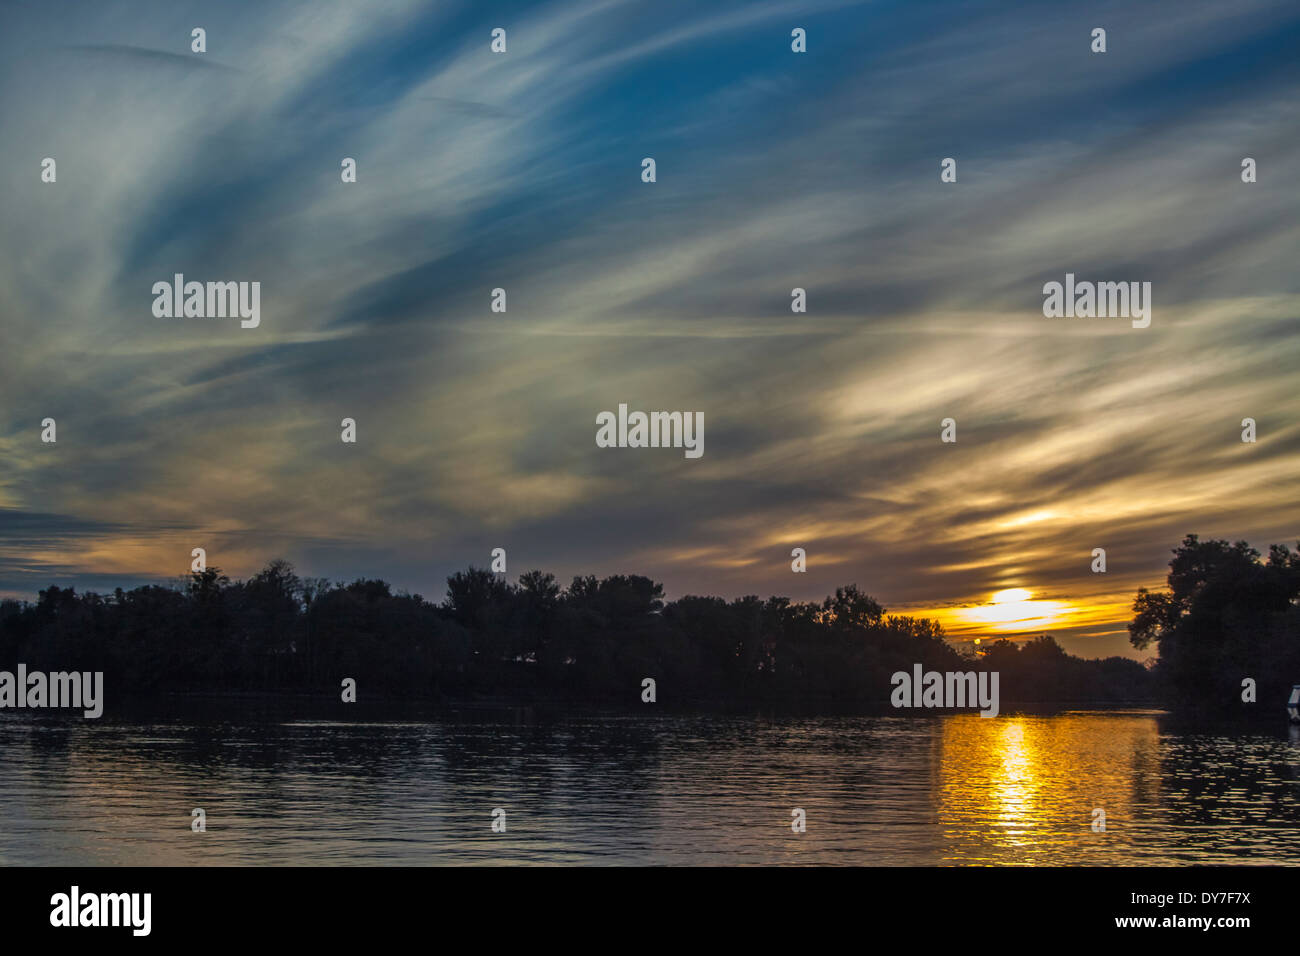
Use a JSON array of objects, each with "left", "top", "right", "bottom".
[{"left": 1, "top": 0, "right": 1298, "bottom": 657}]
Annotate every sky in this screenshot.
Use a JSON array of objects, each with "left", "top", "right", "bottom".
[{"left": 1, "top": 0, "right": 1298, "bottom": 658}]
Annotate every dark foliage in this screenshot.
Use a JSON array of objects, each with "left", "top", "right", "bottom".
[
  {"left": 1130, "top": 534, "right": 1300, "bottom": 713},
  {"left": 0, "top": 560, "right": 1151, "bottom": 706}
]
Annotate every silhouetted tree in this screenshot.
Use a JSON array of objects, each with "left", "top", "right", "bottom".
[
  {"left": 0, "top": 557, "right": 1159, "bottom": 707},
  {"left": 1130, "top": 534, "right": 1300, "bottom": 712}
]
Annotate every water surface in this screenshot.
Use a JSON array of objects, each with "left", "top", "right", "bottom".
[{"left": 2, "top": 708, "right": 1297, "bottom": 865}]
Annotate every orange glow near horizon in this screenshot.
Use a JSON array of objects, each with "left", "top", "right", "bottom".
[
  {"left": 911, "top": 587, "right": 1133, "bottom": 646},
  {"left": 960, "top": 588, "right": 1069, "bottom": 632}
]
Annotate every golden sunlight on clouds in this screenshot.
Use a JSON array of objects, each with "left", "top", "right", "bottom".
[
  {"left": 964, "top": 588, "right": 1066, "bottom": 631},
  {"left": 916, "top": 587, "right": 1132, "bottom": 643},
  {"left": 967, "top": 582, "right": 1066, "bottom": 629}
]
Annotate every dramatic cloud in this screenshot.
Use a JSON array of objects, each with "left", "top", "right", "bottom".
[{"left": 2, "top": 0, "right": 1298, "bottom": 657}]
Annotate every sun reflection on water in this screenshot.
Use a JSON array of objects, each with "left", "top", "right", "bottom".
[{"left": 935, "top": 713, "right": 1167, "bottom": 864}]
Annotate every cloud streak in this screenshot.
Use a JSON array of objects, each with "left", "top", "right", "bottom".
[{"left": 2, "top": 0, "right": 1298, "bottom": 659}]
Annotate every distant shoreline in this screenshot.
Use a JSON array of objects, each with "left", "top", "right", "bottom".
[{"left": 0, "top": 686, "right": 1176, "bottom": 720}]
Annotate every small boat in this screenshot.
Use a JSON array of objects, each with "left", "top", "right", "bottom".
[{"left": 1289, "top": 685, "right": 1300, "bottom": 724}]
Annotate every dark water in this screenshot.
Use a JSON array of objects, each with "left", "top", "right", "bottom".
[{"left": 1, "top": 708, "right": 1298, "bottom": 865}]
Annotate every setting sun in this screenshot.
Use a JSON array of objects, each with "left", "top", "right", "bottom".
[{"left": 957, "top": 588, "right": 1071, "bottom": 633}]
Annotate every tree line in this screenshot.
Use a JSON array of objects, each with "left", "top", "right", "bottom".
[{"left": 0, "top": 556, "right": 1161, "bottom": 707}]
